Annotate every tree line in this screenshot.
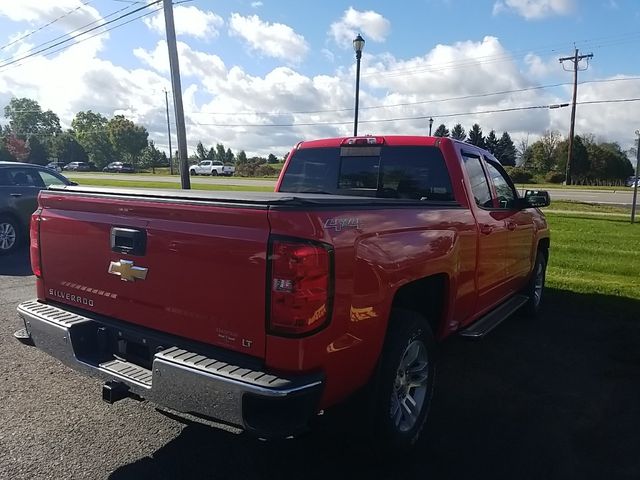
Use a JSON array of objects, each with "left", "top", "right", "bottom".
[
  {"left": 192, "top": 141, "right": 284, "bottom": 177},
  {"left": 433, "top": 122, "right": 518, "bottom": 166},
  {"left": 517, "top": 131, "right": 633, "bottom": 185},
  {"left": 433, "top": 122, "right": 634, "bottom": 185},
  {"left": 0, "top": 97, "right": 168, "bottom": 170}
]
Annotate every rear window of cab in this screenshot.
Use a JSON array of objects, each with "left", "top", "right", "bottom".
[{"left": 279, "top": 145, "right": 455, "bottom": 201}]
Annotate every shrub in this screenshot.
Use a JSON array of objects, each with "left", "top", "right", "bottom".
[
  {"left": 504, "top": 166, "right": 533, "bottom": 183},
  {"left": 545, "top": 171, "right": 565, "bottom": 183},
  {"left": 254, "top": 164, "right": 277, "bottom": 177}
]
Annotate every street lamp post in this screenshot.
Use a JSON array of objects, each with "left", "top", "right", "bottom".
[
  {"left": 429, "top": 117, "right": 434, "bottom": 136},
  {"left": 353, "top": 34, "right": 365, "bottom": 136}
]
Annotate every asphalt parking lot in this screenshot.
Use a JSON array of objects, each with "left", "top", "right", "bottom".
[{"left": 1, "top": 247, "right": 639, "bottom": 480}]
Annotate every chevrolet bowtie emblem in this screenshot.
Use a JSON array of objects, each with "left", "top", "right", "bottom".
[{"left": 108, "top": 260, "right": 148, "bottom": 282}]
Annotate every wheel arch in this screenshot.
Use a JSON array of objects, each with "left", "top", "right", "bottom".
[{"left": 389, "top": 273, "right": 449, "bottom": 339}]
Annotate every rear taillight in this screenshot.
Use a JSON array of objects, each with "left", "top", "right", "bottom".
[
  {"left": 30, "top": 209, "right": 42, "bottom": 278},
  {"left": 268, "top": 238, "right": 333, "bottom": 336}
]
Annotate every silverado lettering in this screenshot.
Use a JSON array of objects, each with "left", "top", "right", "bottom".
[
  {"left": 18, "top": 135, "right": 550, "bottom": 452},
  {"left": 48, "top": 289, "right": 94, "bottom": 307}
]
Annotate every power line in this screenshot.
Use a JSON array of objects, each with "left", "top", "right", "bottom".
[
  {"left": 7, "top": 76, "right": 640, "bottom": 118},
  {"left": 185, "top": 76, "right": 640, "bottom": 117},
  {"left": 0, "top": 1, "right": 162, "bottom": 71},
  {"left": 9, "top": 97, "right": 640, "bottom": 137},
  {"left": 189, "top": 97, "right": 640, "bottom": 128},
  {"left": 0, "top": 0, "right": 95, "bottom": 52},
  {"left": 0, "top": 2, "right": 136, "bottom": 64}
]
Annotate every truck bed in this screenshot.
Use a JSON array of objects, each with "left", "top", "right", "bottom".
[{"left": 48, "top": 185, "right": 461, "bottom": 208}]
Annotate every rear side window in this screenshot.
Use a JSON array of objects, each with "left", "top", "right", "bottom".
[
  {"left": 3, "top": 168, "right": 44, "bottom": 187},
  {"left": 279, "top": 145, "right": 455, "bottom": 201},
  {"left": 461, "top": 154, "right": 493, "bottom": 208}
]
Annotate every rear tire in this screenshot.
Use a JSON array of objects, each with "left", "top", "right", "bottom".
[
  {"left": 522, "top": 250, "right": 547, "bottom": 317},
  {"left": 368, "top": 309, "right": 436, "bottom": 453},
  {"left": 0, "top": 215, "right": 21, "bottom": 255},
  {"left": 211, "top": 170, "right": 218, "bottom": 176}
]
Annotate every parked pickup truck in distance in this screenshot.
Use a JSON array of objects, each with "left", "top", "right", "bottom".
[
  {"left": 16, "top": 135, "right": 550, "bottom": 452},
  {"left": 189, "top": 160, "right": 234, "bottom": 176}
]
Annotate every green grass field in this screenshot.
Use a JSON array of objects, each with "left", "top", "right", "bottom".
[
  {"left": 545, "top": 213, "right": 640, "bottom": 299},
  {"left": 548, "top": 200, "right": 630, "bottom": 215},
  {"left": 515, "top": 183, "right": 632, "bottom": 191}
]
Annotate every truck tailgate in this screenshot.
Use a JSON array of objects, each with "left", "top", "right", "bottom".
[{"left": 37, "top": 190, "right": 269, "bottom": 358}]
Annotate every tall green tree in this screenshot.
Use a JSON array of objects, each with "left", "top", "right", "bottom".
[
  {"left": 196, "top": 141, "right": 207, "bottom": 160},
  {"left": 72, "top": 111, "right": 113, "bottom": 168},
  {"left": 451, "top": 123, "right": 466, "bottom": 141},
  {"left": 4, "top": 97, "right": 61, "bottom": 139},
  {"left": 225, "top": 148, "right": 235, "bottom": 164},
  {"left": 139, "top": 141, "right": 165, "bottom": 173},
  {"left": 485, "top": 130, "right": 499, "bottom": 155},
  {"left": 51, "top": 131, "right": 88, "bottom": 164},
  {"left": 555, "top": 136, "right": 589, "bottom": 183},
  {"left": 467, "top": 124, "right": 485, "bottom": 148},
  {"left": 107, "top": 115, "right": 148, "bottom": 167},
  {"left": 206, "top": 147, "right": 216, "bottom": 161},
  {"left": 267, "top": 153, "right": 278, "bottom": 164},
  {"left": 236, "top": 150, "right": 248, "bottom": 164},
  {"left": 27, "top": 137, "right": 48, "bottom": 165},
  {"left": 215, "top": 143, "right": 226, "bottom": 163},
  {"left": 434, "top": 124, "right": 449, "bottom": 137},
  {"left": 497, "top": 131, "right": 517, "bottom": 166}
]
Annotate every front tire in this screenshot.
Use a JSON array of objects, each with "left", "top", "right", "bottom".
[
  {"left": 369, "top": 309, "right": 436, "bottom": 453},
  {"left": 190, "top": 170, "right": 196, "bottom": 176},
  {"left": 523, "top": 250, "right": 547, "bottom": 317},
  {"left": 0, "top": 215, "right": 21, "bottom": 255}
]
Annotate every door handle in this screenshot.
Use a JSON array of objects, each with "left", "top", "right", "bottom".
[
  {"left": 506, "top": 221, "right": 517, "bottom": 231},
  {"left": 479, "top": 224, "right": 494, "bottom": 235},
  {"left": 10, "top": 193, "right": 22, "bottom": 197}
]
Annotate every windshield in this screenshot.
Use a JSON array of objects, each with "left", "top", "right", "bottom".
[{"left": 279, "top": 145, "right": 455, "bottom": 201}]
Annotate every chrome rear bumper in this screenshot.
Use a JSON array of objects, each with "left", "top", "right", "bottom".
[{"left": 17, "top": 300, "right": 323, "bottom": 436}]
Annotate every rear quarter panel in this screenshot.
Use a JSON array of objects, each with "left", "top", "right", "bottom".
[{"left": 266, "top": 205, "right": 477, "bottom": 407}]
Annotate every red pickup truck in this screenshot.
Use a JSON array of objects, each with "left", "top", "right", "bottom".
[{"left": 16, "top": 135, "right": 550, "bottom": 451}]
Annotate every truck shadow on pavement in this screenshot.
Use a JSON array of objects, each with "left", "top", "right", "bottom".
[
  {"left": 0, "top": 246, "right": 32, "bottom": 277},
  {"left": 109, "top": 288, "right": 639, "bottom": 480}
]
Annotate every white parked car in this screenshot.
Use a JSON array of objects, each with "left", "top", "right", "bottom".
[{"left": 189, "top": 161, "right": 235, "bottom": 176}]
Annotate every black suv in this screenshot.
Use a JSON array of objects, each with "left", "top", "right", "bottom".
[{"left": 0, "top": 162, "right": 73, "bottom": 254}]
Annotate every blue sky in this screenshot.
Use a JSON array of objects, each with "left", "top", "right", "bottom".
[{"left": 0, "top": 0, "right": 639, "bottom": 155}]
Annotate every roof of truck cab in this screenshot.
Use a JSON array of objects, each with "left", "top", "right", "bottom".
[{"left": 296, "top": 135, "right": 458, "bottom": 149}]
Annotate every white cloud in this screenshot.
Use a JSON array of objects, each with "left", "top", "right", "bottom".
[
  {"left": 1, "top": 22, "right": 637, "bottom": 159},
  {"left": 0, "top": 0, "right": 102, "bottom": 32},
  {"left": 251, "top": 1, "right": 264, "bottom": 8},
  {"left": 134, "top": 41, "right": 226, "bottom": 81},
  {"left": 493, "top": 0, "right": 575, "bottom": 19},
  {"left": 143, "top": 5, "right": 224, "bottom": 39},
  {"left": 228, "top": 14, "right": 309, "bottom": 63},
  {"left": 329, "top": 7, "right": 391, "bottom": 47},
  {"left": 524, "top": 53, "right": 559, "bottom": 78}
]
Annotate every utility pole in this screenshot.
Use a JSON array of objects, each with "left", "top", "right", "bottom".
[
  {"left": 163, "top": 0, "right": 190, "bottom": 189},
  {"left": 559, "top": 48, "right": 593, "bottom": 185},
  {"left": 164, "top": 88, "right": 174, "bottom": 176},
  {"left": 632, "top": 130, "right": 640, "bottom": 224}
]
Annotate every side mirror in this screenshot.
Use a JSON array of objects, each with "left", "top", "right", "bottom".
[
  {"left": 68, "top": 181, "right": 78, "bottom": 186},
  {"left": 521, "top": 190, "right": 550, "bottom": 208}
]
